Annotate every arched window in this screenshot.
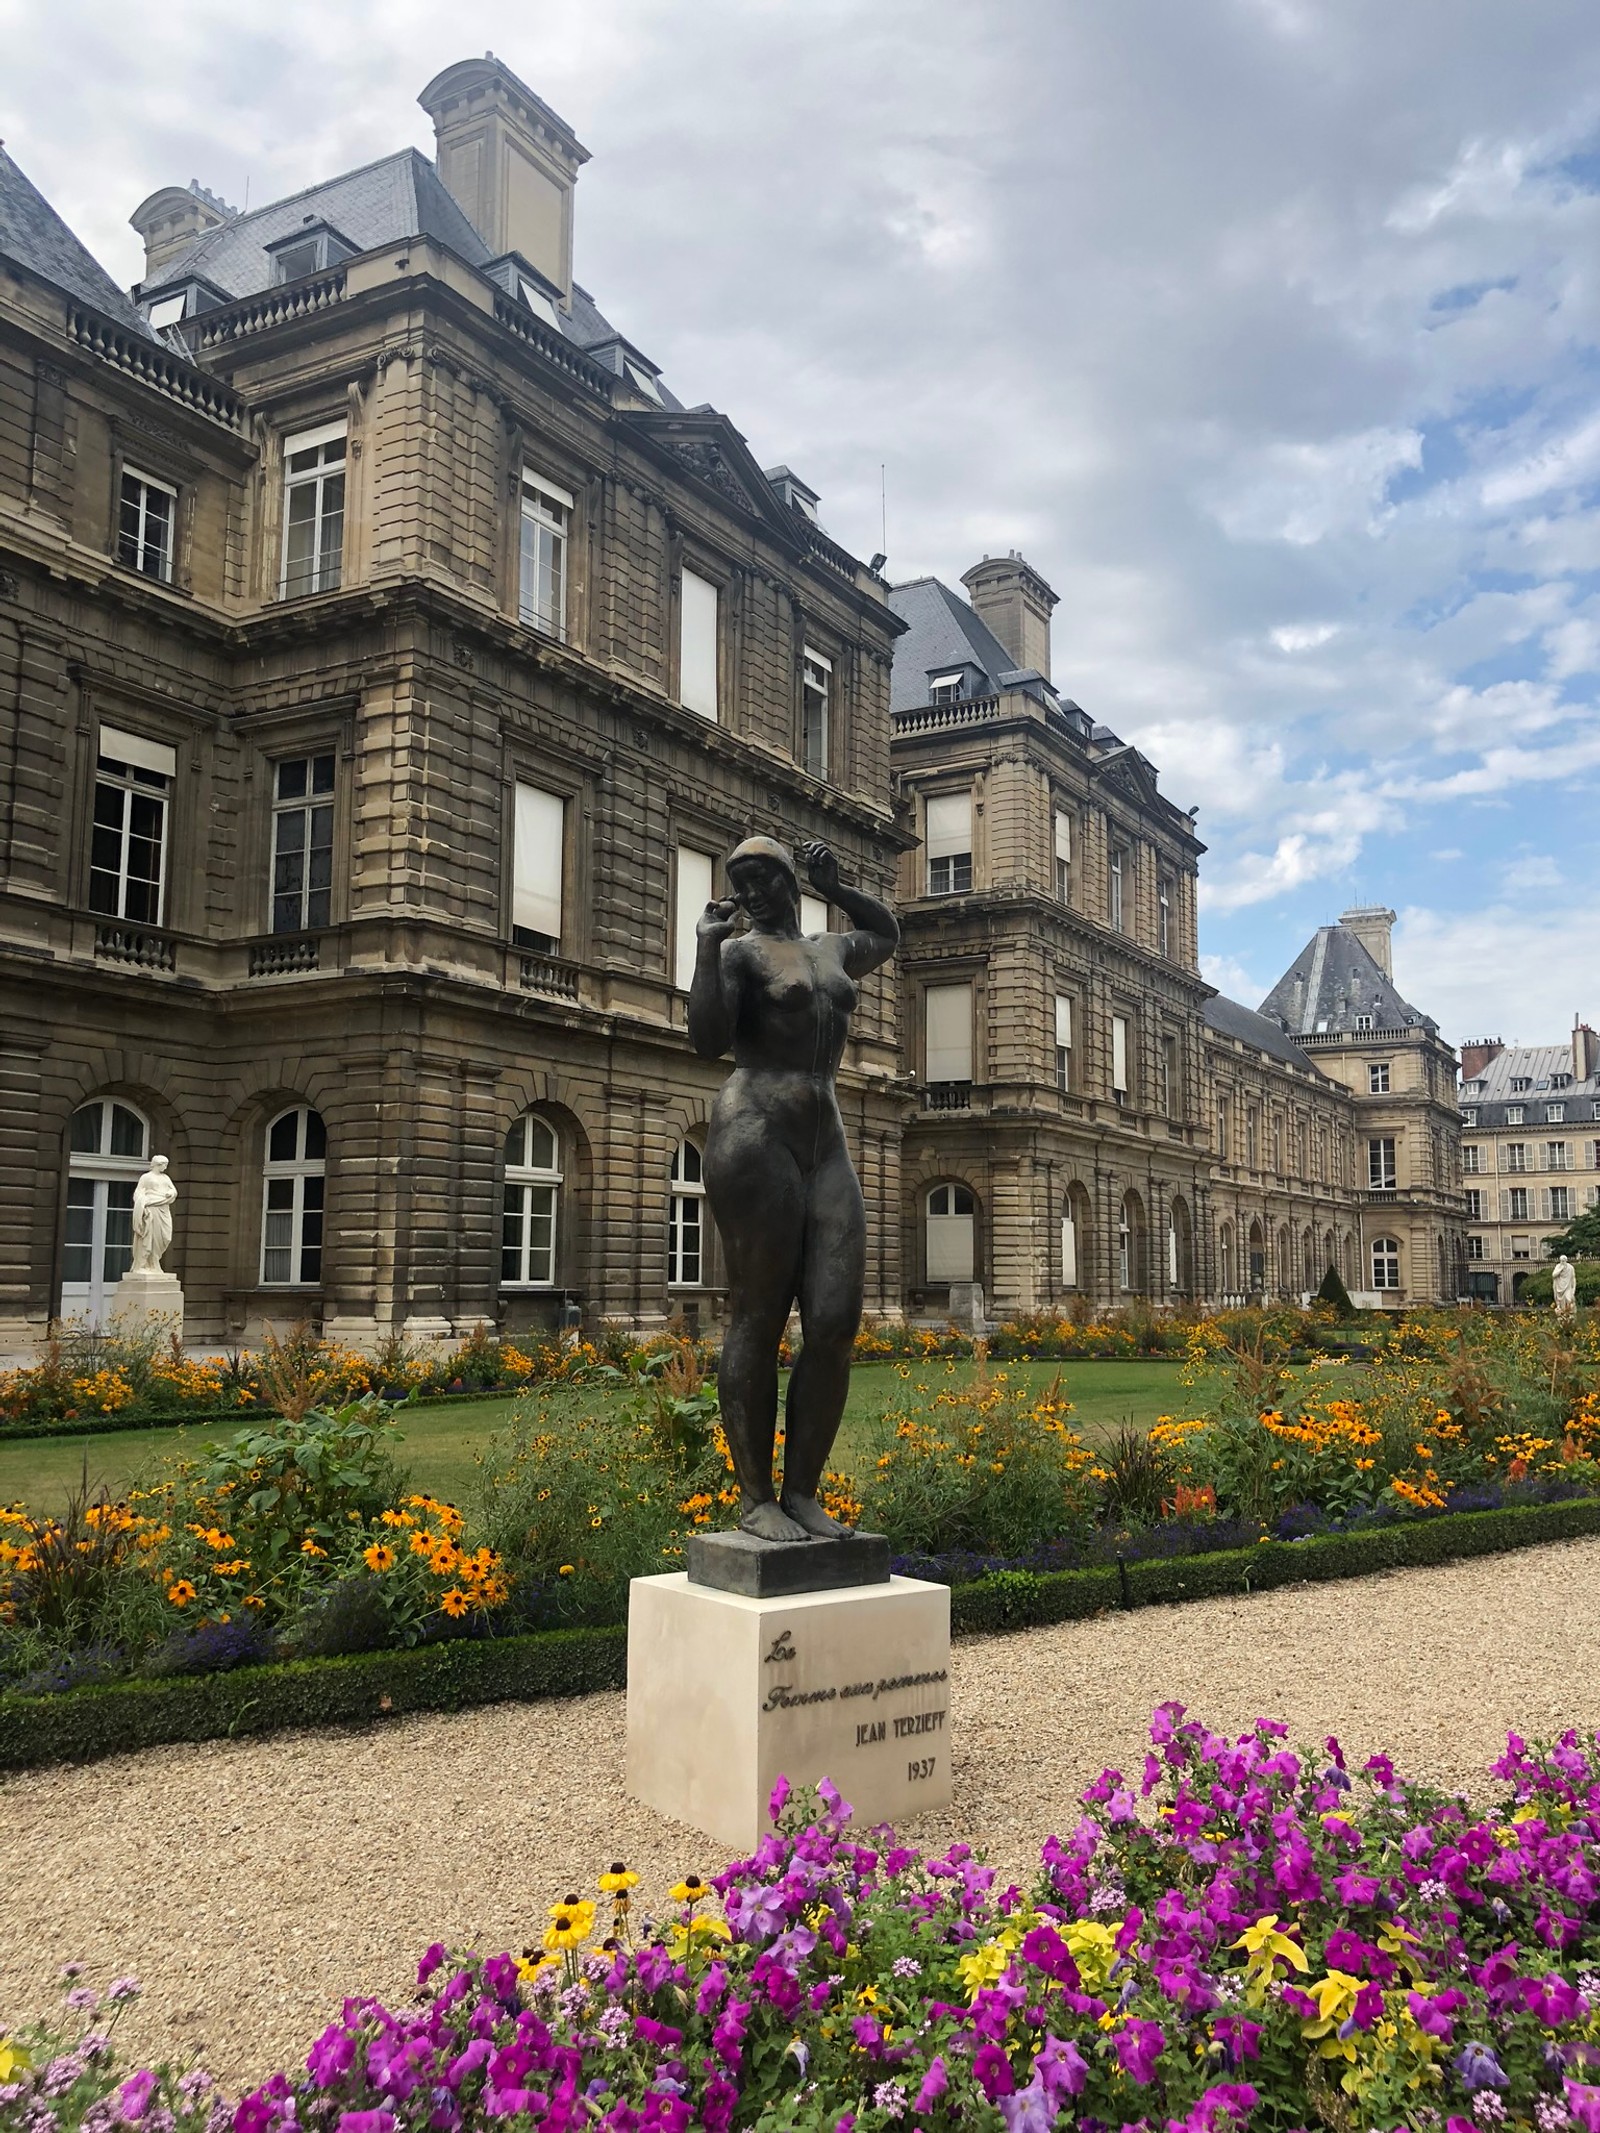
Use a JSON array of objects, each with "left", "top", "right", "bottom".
[
  {"left": 1248, "top": 1219, "right": 1266, "bottom": 1292},
  {"left": 502, "top": 1113, "right": 561, "bottom": 1287},
  {"left": 1371, "top": 1235, "right": 1401, "bottom": 1292},
  {"left": 1061, "top": 1182, "right": 1091, "bottom": 1290},
  {"left": 261, "top": 1107, "right": 326, "bottom": 1285},
  {"left": 1302, "top": 1229, "right": 1316, "bottom": 1295},
  {"left": 1219, "top": 1220, "right": 1235, "bottom": 1297},
  {"left": 1277, "top": 1225, "right": 1292, "bottom": 1296},
  {"left": 1119, "top": 1190, "right": 1146, "bottom": 1293},
  {"left": 926, "top": 1182, "right": 976, "bottom": 1282},
  {"left": 669, "top": 1141, "right": 707, "bottom": 1288},
  {"left": 62, "top": 1098, "right": 151, "bottom": 1324}
]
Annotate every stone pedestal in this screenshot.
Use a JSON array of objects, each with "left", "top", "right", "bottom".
[
  {"left": 111, "top": 1270, "right": 184, "bottom": 1337},
  {"left": 626, "top": 1572, "right": 951, "bottom": 1852}
]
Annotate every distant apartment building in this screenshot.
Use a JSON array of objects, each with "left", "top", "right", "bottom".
[{"left": 1456, "top": 1027, "right": 1600, "bottom": 1302}]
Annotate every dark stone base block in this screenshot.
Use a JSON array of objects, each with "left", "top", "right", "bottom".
[{"left": 686, "top": 1528, "right": 892, "bottom": 1597}]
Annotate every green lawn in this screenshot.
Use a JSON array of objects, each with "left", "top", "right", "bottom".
[{"left": 0, "top": 1358, "right": 1189, "bottom": 1518}]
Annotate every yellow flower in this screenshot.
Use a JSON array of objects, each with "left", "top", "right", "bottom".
[
  {"left": 439, "top": 1589, "right": 469, "bottom": 1618},
  {"left": 543, "top": 1895, "right": 596, "bottom": 1951},
  {"left": 598, "top": 1865, "right": 639, "bottom": 1894},
  {"left": 167, "top": 1579, "right": 197, "bottom": 1607},
  {"left": 0, "top": 2038, "right": 29, "bottom": 2080},
  {"left": 1061, "top": 1919, "right": 1121, "bottom": 1993},
  {"left": 670, "top": 1874, "right": 711, "bottom": 1905},
  {"left": 1231, "top": 1914, "right": 1309, "bottom": 1979},
  {"left": 558, "top": 1564, "right": 574, "bottom": 1575},
  {"left": 363, "top": 1543, "right": 396, "bottom": 1573},
  {"left": 301, "top": 1537, "right": 327, "bottom": 1557}
]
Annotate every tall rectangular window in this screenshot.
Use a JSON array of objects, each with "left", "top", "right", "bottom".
[
  {"left": 1054, "top": 995, "right": 1073, "bottom": 1092},
  {"left": 1161, "top": 1033, "right": 1179, "bottom": 1119},
  {"left": 925, "top": 791, "right": 972, "bottom": 894},
  {"left": 1108, "top": 846, "right": 1125, "bottom": 931},
  {"left": 280, "top": 423, "right": 346, "bottom": 598},
  {"left": 1111, "top": 1014, "right": 1129, "bottom": 1103},
  {"left": 1368, "top": 1136, "right": 1397, "bottom": 1189},
  {"left": 1462, "top": 1145, "right": 1482, "bottom": 1174},
  {"left": 271, "top": 753, "right": 335, "bottom": 933},
  {"left": 1548, "top": 1186, "right": 1573, "bottom": 1220},
  {"left": 679, "top": 569, "right": 720, "bottom": 718},
  {"left": 801, "top": 647, "right": 831, "bottom": 777},
  {"left": 674, "top": 847, "right": 715, "bottom": 991},
  {"left": 512, "top": 783, "right": 565, "bottom": 949},
  {"left": 1369, "top": 1061, "right": 1391, "bottom": 1093},
  {"left": 519, "top": 472, "right": 572, "bottom": 639},
  {"left": 1508, "top": 1187, "right": 1530, "bottom": 1221},
  {"left": 1245, "top": 1107, "right": 1258, "bottom": 1167},
  {"left": 88, "top": 725, "right": 174, "bottom": 925},
  {"left": 117, "top": 469, "right": 175, "bottom": 581},
  {"left": 1506, "top": 1143, "right": 1528, "bottom": 1173},
  {"left": 1217, "top": 1094, "right": 1231, "bottom": 1160},
  {"left": 1053, "top": 811, "right": 1072, "bottom": 901},
  {"left": 1466, "top": 1235, "right": 1485, "bottom": 1261},
  {"left": 1157, "top": 874, "right": 1172, "bottom": 956},
  {"left": 925, "top": 982, "right": 973, "bottom": 1084},
  {"left": 1465, "top": 1188, "right": 1483, "bottom": 1219},
  {"left": 1546, "top": 1141, "right": 1570, "bottom": 1170}
]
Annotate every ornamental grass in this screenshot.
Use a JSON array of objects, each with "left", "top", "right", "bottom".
[{"left": 9, "top": 1705, "right": 1600, "bottom": 2131}]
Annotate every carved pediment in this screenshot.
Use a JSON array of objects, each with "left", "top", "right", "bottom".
[{"left": 626, "top": 410, "right": 807, "bottom": 550}]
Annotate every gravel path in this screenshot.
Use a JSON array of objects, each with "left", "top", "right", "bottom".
[{"left": 4, "top": 1537, "right": 1599, "bottom": 2090}]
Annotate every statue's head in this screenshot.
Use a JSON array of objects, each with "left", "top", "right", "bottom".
[
  {"left": 150, "top": 1154, "right": 169, "bottom": 1172},
  {"left": 727, "top": 835, "right": 800, "bottom": 930}
]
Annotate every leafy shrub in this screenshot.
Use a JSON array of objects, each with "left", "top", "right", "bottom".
[
  {"left": 856, "top": 1364, "right": 1098, "bottom": 1555},
  {"left": 1098, "top": 1421, "right": 1171, "bottom": 1527},
  {"left": 146, "top": 1611, "right": 276, "bottom": 1677}
]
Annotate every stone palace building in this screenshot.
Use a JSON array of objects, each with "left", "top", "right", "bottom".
[
  {"left": 0, "top": 57, "right": 1466, "bottom": 1348},
  {"left": 1455, "top": 1028, "right": 1600, "bottom": 1303}
]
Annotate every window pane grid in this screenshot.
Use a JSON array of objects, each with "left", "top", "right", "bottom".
[
  {"left": 117, "top": 472, "right": 174, "bottom": 581},
  {"left": 261, "top": 1109, "right": 327, "bottom": 1285},
  {"left": 280, "top": 436, "right": 346, "bottom": 598},
  {"left": 519, "top": 484, "right": 569, "bottom": 640},
  {"left": 88, "top": 762, "right": 167, "bottom": 923},
  {"left": 271, "top": 756, "right": 335, "bottom": 932}
]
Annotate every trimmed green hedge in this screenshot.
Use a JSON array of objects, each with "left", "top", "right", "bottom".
[
  {"left": 948, "top": 1492, "right": 1600, "bottom": 1632},
  {"left": 6, "top": 1495, "right": 1599, "bottom": 1773},
  {"left": 0, "top": 1386, "right": 525, "bottom": 1445},
  {"left": 0, "top": 1623, "right": 625, "bottom": 1772}
]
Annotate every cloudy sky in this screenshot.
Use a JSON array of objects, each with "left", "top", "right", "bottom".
[{"left": 6, "top": 0, "right": 1599, "bottom": 1048}]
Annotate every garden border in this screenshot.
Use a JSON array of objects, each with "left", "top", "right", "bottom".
[
  {"left": 0, "top": 1387, "right": 527, "bottom": 1445},
  {"left": 5, "top": 1494, "right": 1600, "bottom": 1774}
]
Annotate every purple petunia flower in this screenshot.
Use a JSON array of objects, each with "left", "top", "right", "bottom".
[
  {"left": 1115, "top": 2018, "right": 1167, "bottom": 2085},
  {"left": 973, "top": 2042, "right": 1016, "bottom": 2102},
  {"left": 118, "top": 2070, "right": 160, "bottom": 2123},
  {"left": 1456, "top": 2043, "right": 1511, "bottom": 2094}
]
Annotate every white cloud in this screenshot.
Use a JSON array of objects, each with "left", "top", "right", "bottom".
[
  {"left": 1395, "top": 902, "right": 1597, "bottom": 1044},
  {"left": 1200, "top": 951, "right": 1266, "bottom": 1004},
  {"left": 1500, "top": 853, "right": 1563, "bottom": 890},
  {"left": 5, "top": 0, "right": 1600, "bottom": 1000}
]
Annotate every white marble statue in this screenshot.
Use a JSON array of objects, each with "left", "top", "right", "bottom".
[
  {"left": 129, "top": 1155, "right": 177, "bottom": 1276},
  {"left": 1552, "top": 1253, "right": 1578, "bottom": 1318}
]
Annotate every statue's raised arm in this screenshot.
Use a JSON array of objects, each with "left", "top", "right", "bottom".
[{"left": 689, "top": 835, "right": 897, "bottom": 1542}]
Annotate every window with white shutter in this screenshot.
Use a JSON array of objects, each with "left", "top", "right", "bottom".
[
  {"left": 512, "top": 784, "right": 565, "bottom": 947},
  {"left": 1111, "top": 1014, "right": 1129, "bottom": 1102},
  {"left": 925, "top": 792, "right": 973, "bottom": 894},
  {"left": 925, "top": 983, "right": 973, "bottom": 1084},
  {"left": 674, "top": 847, "right": 714, "bottom": 991},
  {"left": 1054, "top": 994, "right": 1073, "bottom": 1092},
  {"left": 679, "top": 570, "right": 719, "bottom": 718},
  {"left": 1053, "top": 811, "right": 1071, "bottom": 901}
]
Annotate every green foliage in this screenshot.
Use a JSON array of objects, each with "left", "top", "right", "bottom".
[
  {"left": 475, "top": 1389, "right": 726, "bottom": 1626},
  {"left": 197, "top": 1400, "right": 403, "bottom": 1572},
  {"left": 1098, "top": 1421, "right": 1171, "bottom": 1527},
  {"left": 1316, "top": 1259, "right": 1356, "bottom": 1317},
  {"left": 855, "top": 1367, "right": 1099, "bottom": 1555},
  {"left": 1543, "top": 1206, "right": 1600, "bottom": 1260},
  {"left": 1519, "top": 1260, "right": 1600, "bottom": 1306},
  {"left": 0, "top": 1622, "right": 627, "bottom": 1771}
]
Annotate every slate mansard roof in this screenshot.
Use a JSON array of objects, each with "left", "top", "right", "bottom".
[
  {"left": 885, "top": 577, "right": 1031, "bottom": 713},
  {"left": 1258, "top": 922, "right": 1434, "bottom": 1038},
  {"left": 0, "top": 145, "right": 158, "bottom": 337},
  {"left": 140, "top": 147, "right": 683, "bottom": 408},
  {"left": 1203, "top": 993, "right": 1329, "bottom": 1079},
  {"left": 1459, "top": 1043, "right": 1600, "bottom": 1130}
]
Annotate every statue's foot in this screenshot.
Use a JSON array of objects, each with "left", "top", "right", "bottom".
[
  {"left": 740, "top": 1500, "right": 811, "bottom": 1543},
  {"left": 778, "top": 1493, "right": 853, "bottom": 1539}
]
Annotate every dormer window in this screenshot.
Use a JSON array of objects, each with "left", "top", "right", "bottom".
[
  {"left": 266, "top": 223, "right": 355, "bottom": 286},
  {"left": 929, "top": 673, "right": 965, "bottom": 705},
  {"left": 624, "top": 360, "right": 663, "bottom": 404},
  {"left": 1552, "top": 1073, "right": 1572, "bottom": 1091},
  {"left": 1510, "top": 1076, "right": 1532, "bottom": 1092},
  {"left": 147, "top": 292, "right": 188, "bottom": 330},
  {"left": 519, "top": 278, "right": 561, "bottom": 328}
]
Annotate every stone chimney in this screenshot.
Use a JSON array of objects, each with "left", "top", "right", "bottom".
[
  {"left": 419, "top": 55, "right": 590, "bottom": 305},
  {"left": 1339, "top": 905, "right": 1396, "bottom": 980},
  {"left": 960, "top": 552, "right": 1059, "bottom": 681},
  {"left": 1574, "top": 1019, "right": 1599, "bottom": 1082},
  {"left": 129, "top": 182, "right": 235, "bottom": 284},
  {"left": 1460, "top": 1037, "right": 1505, "bottom": 1082}
]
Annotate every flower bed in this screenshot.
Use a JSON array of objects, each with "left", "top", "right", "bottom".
[
  {"left": 5, "top": 1488, "right": 1600, "bottom": 1772},
  {"left": 8, "top": 1705, "right": 1600, "bottom": 2132}
]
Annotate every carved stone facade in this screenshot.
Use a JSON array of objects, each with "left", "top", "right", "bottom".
[
  {"left": 0, "top": 68, "right": 906, "bottom": 1349},
  {"left": 886, "top": 570, "right": 1465, "bottom": 1318}
]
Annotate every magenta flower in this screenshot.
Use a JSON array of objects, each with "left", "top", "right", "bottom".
[
  {"left": 914, "top": 2058, "right": 949, "bottom": 2110},
  {"left": 335, "top": 2115, "right": 395, "bottom": 2133},
  {"left": 767, "top": 1776, "right": 791, "bottom": 1822},
  {"left": 119, "top": 2070, "right": 159, "bottom": 2123},
  {"left": 1564, "top": 2081, "right": 1600, "bottom": 2133},
  {"left": 307, "top": 2029, "right": 358, "bottom": 2088},
  {"left": 973, "top": 2041, "right": 1016, "bottom": 2101},
  {"left": 1114, "top": 2018, "right": 1167, "bottom": 2085}
]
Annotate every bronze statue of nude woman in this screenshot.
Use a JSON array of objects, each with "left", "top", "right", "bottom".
[{"left": 688, "top": 835, "right": 899, "bottom": 1543}]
